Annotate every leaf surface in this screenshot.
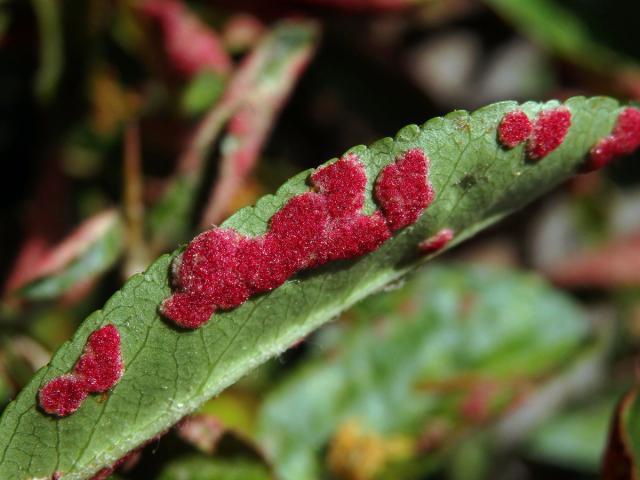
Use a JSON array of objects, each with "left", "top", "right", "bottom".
[{"left": 0, "top": 96, "right": 625, "bottom": 479}]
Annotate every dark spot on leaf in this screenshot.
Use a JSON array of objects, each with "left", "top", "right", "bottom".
[{"left": 457, "top": 174, "right": 477, "bottom": 191}]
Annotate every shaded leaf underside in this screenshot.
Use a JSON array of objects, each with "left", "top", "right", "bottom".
[{"left": 0, "top": 96, "right": 625, "bottom": 479}]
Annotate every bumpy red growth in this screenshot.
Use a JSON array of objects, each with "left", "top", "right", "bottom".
[
  {"left": 498, "top": 110, "right": 532, "bottom": 148},
  {"left": 527, "top": 107, "right": 572, "bottom": 160},
  {"left": 374, "top": 148, "right": 434, "bottom": 231},
  {"left": 74, "top": 325, "right": 124, "bottom": 393},
  {"left": 418, "top": 228, "right": 454, "bottom": 254},
  {"left": 39, "top": 375, "right": 88, "bottom": 417},
  {"left": 162, "top": 150, "right": 433, "bottom": 329},
  {"left": 39, "top": 325, "right": 123, "bottom": 417},
  {"left": 588, "top": 107, "right": 640, "bottom": 171}
]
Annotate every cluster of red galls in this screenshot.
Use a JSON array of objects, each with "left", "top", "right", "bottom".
[
  {"left": 39, "top": 325, "right": 123, "bottom": 417},
  {"left": 497, "top": 105, "right": 640, "bottom": 171},
  {"left": 588, "top": 107, "right": 640, "bottom": 170},
  {"left": 38, "top": 104, "right": 640, "bottom": 423},
  {"left": 161, "top": 148, "right": 435, "bottom": 329},
  {"left": 497, "top": 106, "right": 572, "bottom": 159}
]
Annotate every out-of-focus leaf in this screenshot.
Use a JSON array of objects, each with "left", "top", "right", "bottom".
[
  {"left": 485, "top": 0, "right": 640, "bottom": 74},
  {"left": 292, "top": 0, "right": 420, "bottom": 11},
  {"left": 31, "top": 0, "right": 63, "bottom": 102},
  {"left": 158, "top": 456, "right": 271, "bottom": 480},
  {"left": 257, "top": 265, "right": 591, "bottom": 480},
  {"left": 447, "top": 439, "right": 491, "bottom": 480},
  {"left": 122, "top": 123, "right": 150, "bottom": 278},
  {"left": 526, "top": 395, "right": 617, "bottom": 472},
  {"left": 181, "top": 70, "right": 226, "bottom": 116},
  {"left": 1, "top": 335, "right": 50, "bottom": 390},
  {"left": 0, "top": 11, "right": 10, "bottom": 42},
  {"left": 199, "top": 392, "right": 259, "bottom": 439},
  {"left": 199, "top": 22, "right": 318, "bottom": 226},
  {"left": 545, "top": 233, "right": 640, "bottom": 288},
  {"left": 529, "top": 186, "right": 640, "bottom": 288},
  {"left": 222, "top": 14, "right": 265, "bottom": 54},
  {"left": 148, "top": 20, "right": 319, "bottom": 248},
  {"left": 14, "top": 210, "right": 124, "bottom": 301},
  {"left": 0, "top": 96, "right": 627, "bottom": 479},
  {"left": 177, "top": 415, "right": 226, "bottom": 455},
  {"left": 89, "top": 68, "right": 142, "bottom": 138},
  {"left": 138, "top": 0, "right": 231, "bottom": 78}
]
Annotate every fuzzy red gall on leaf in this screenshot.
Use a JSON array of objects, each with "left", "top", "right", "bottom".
[
  {"left": 237, "top": 236, "right": 297, "bottom": 293},
  {"left": 527, "top": 107, "right": 572, "bottom": 160},
  {"left": 174, "top": 229, "right": 250, "bottom": 309},
  {"left": 268, "top": 192, "right": 329, "bottom": 269},
  {"left": 310, "top": 153, "right": 367, "bottom": 218},
  {"left": 39, "top": 325, "right": 124, "bottom": 416},
  {"left": 163, "top": 153, "right": 421, "bottom": 329},
  {"left": 161, "top": 292, "right": 217, "bottom": 329},
  {"left": 74, "top": 325, "right": 124, "bottom": 393},
  {"left": 374, "top": 148, "right": 434, "bottom": 231},
  {"left": 39, "top": 374, "right": 88, "bottom": 417},
  {"left": 418, "top": 228, "right": 454, "bottom": 255},
  {"left": 319, "top": 212, "right": 391, "bottom": 264},
  {"left": 587, "top": 107, "right": 640, "bottom": 171},
  {"left": 498, "top": 110, "right": 532, "bottom": 148}
]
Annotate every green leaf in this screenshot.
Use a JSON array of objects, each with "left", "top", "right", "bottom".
[
  {"left": 158, "top": 456, "right": 271, "bottom": 480},
  {"left": 180, "top": 70, "right": 226, "bottom": 117},
  {"left": 257, "top": 265, "right": 590, "bottom": 480},
  {"left": 0, "top": 96, "right": 625, "bottom": 479},
  {"left": 31, "top": 0, "right": 63, "bottom": 102}
]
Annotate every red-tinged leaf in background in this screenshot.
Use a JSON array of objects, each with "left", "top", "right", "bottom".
[
  {"left": 292, "top": 0, "right": 419, "bottom": 12},
  {"left": 138, "top": 0, "right": 231, "bottom": 78},
  {"left": 8, "top": 210, "right": 124, "bottom": 302},
  {"left": 178, "top": 415, "right": 226, "bottom": 454},
  {"left": 545, "top": 233, "right": 640, "bottom": 289},
  {"left": 3, "top": 162, "right": 68, "bottom": 295},
  {"left": 22, "top": 211, "right": 119, "bottom": 284},
  {"left": 147, "top": 20, "right": 320, "bottom": 248},
  {"left": 199, "top": 25, "right": 318, "bottom": 226},
  {"left": 177, "top": 412, "right": 269, "bottom": 464}
]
